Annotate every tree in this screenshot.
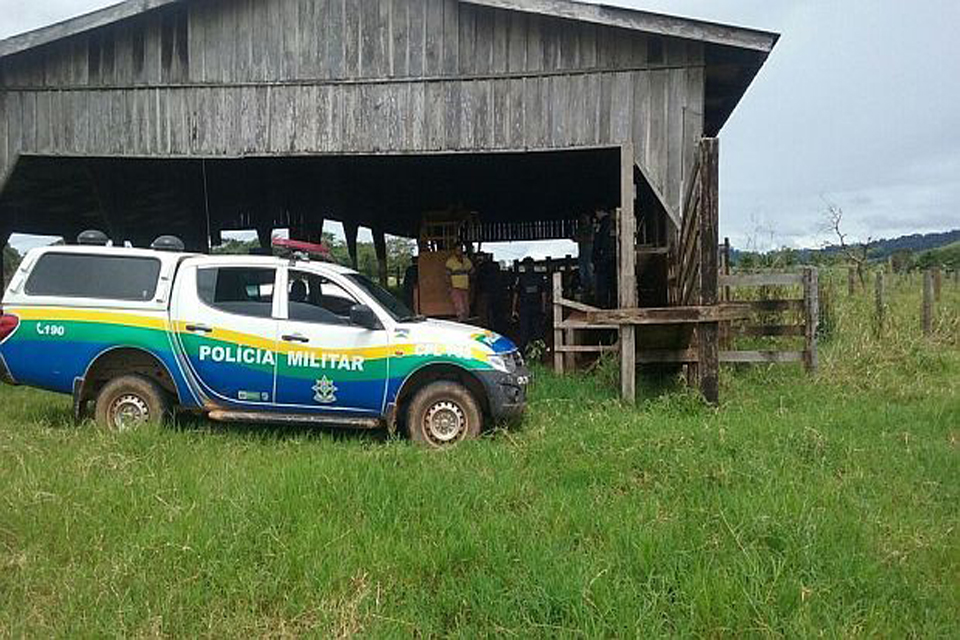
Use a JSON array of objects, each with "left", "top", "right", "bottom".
[{"left": 823, "top": 203, "right": 871, "bottom": 287}]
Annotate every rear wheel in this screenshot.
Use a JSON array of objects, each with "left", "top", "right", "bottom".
[
  {"left": 94, "top": 375, "right": 170, "bottom": 432},
  {"left": 406, "top": 381, "right": 482, "bottom": 448}
]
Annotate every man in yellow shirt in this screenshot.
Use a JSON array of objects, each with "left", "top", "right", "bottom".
[{"left": 445, "top": 244, "right": 474, "bottom": 322}]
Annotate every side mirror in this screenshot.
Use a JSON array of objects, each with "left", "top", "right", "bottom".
[{"left": 349, "top": 304, "right": 381, "bottom": 330}]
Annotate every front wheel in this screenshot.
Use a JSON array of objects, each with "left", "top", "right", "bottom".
[
  {"left": 406, "top": 381, "right": 482, "bottom": 447},
  {"left": 94, "top": 375, "right": 170, "bottom": 432}
]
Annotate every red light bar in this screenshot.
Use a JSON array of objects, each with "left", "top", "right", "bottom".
[{"left": 272, "top": 237, "right": 331, "bottom": 257}]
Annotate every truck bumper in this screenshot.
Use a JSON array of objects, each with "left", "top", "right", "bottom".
[{"left": 478, "top": 368, "right": 530, "bottom": 422}]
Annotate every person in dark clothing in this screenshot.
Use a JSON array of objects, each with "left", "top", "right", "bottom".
[
  {"left": 511, "top": 257, "right": 547, "bottom": 350},
  {"left": 402, "top": 256, "right": 418, "bottom": 311},
  {"left": 592, "top": 210, "right": 617, "bottom": 308},
  {"left": 475, "top": 253, "right": 504, "bottom": 332}
]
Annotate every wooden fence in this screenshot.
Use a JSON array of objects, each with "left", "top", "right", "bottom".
[{"left": 718, "top": 268, "right": 819, "bottom": 372}]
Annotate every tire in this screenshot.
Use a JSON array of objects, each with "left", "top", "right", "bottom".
[
  {"left": 406, "top": 381, "right": 482, "bottom": 447},
  {"left": 94, "top": 374, "right": 170, "bottom": 432}
]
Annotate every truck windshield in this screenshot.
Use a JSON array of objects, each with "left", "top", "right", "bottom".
[{"left": 346, "top": 273, "right": 420, "bottom": 322}]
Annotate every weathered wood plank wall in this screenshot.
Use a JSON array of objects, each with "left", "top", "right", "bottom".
[{"left": 0, "top": 0, "right": 705, "bottom": 214}]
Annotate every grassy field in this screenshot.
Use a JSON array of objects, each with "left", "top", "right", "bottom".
[{"left": 1, "top": 271, "right": 958, "bottom": 637}]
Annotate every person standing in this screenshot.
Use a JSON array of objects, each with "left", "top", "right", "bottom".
[
  {"left": 574, "top": 212, "right": 595, "bottom": 298},
  {"left": 445, "top": 244, "right": 474, "bottom": 322},
  {"left": 402, "top": 256, "right": 419, "bottom": 311},
  {"left": 592, "top": 210, "right": 617, "bottom": 308},
  {"left": 475, "top": 253, "right": 504, "bottom": 331},
  {"left": 511, "top": 257, "right": 547, "bottom": 350}
]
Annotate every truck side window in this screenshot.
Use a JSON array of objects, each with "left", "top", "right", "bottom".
[
  {"left": 287, "top": 270, "right": 357, "bottom": 324},
  {"left": 197, "top": 267, "right": 275, "bottom": 318},
  {"left": 25, "top": 253, "right": 161, "bottom": 301}
]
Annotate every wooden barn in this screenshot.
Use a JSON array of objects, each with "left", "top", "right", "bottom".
[{"left": 0, "top": 0, "right": 778, "bottom": 402}]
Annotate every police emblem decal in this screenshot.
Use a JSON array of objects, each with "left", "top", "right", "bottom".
[{"left": 312, "top": 376, "right": 338, "bottom": 403}]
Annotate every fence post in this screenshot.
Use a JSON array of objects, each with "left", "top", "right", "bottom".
[
  {"left": 553, "top": 272, "right": 564, "bottom": 374},
  {"left": 875, "top": 269, "right": 885, "bottom": 336},
  {"left": 803, "top": 267, "right": 819, "bottom": 374},
  {"left": 922, "top": 269, "right": 934, "bottom": 336},
  {"left": 847, "top": 266, "right": 856, "bottom": 296},
  {"left": 933, "top": 266, "right": 942, "bottom": 302},
  {"left": 722, "top": 237, "right": 731, "bottom": 302}
]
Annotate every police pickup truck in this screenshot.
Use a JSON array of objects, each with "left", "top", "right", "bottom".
[{"left": 0, "top": 235, "right": 528, "bottom": 446}]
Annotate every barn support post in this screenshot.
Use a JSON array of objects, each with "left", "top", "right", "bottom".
[
  {"left": 696, "top": 139, "right": 720, "bottom": 405},
  {"left": 343, "top": 220, "right": 360, "bottom": 270},
  {"left": 256, "top": 226, "right": 273, "bottom": 249},
  {"left": 618, "top": 143, "right": 638, "bottom": 404},
  {"left": 309, "top": 218, "right": 326, "bottom": 245},
  {"left": 373, "top": 229, "right": 388, "bottom": 287}
]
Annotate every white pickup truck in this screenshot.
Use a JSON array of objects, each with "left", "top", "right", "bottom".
[{"left": 0, "top": 240, "right": 528, "bottom": 446}]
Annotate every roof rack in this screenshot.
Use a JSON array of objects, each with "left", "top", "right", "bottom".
[{"left": 271, "top": 237, "right": 333, "bottom": 263}]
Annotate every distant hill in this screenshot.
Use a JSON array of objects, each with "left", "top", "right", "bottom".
[
  {"left": 809, "top": 229, "right": 960, "bottom": 261},
  {"left": 863, "top": 229, "right": 960, "bottom": 261},
  {"left": 730, "top": 229, "right": 960, "bottom": 270},
  {"left": 915, "top": 242, "right": 960, "bottom": 270}
]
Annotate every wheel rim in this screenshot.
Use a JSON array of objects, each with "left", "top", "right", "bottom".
[
  {"left": 423, "top": 400, "right": 466, "bottom": 444},
  {"left": 109, "top": 393, "right": 150, "bottom": 431}
]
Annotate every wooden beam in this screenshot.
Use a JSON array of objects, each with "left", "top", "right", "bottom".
[
  {"left": 344, "top": 220, "right": 360, "bottom": 270},
  {"left": 557, "top": 298, "right": 603, "bottom": 314},
  {"left": 587, "top": 305, "right": 751, "bottom": 325},
  {"left": 462, "top": 0, "right": 780, "bottom": 52},
  {"left": 635, "top": 161, "right": 680, "bottom": 230},
  {"left": 555, "top": 345, "right": 619, "bottom": 354},
  {"left": 618, "top": 143, "right": 637, "bottom": 404},
  {"left": 0, "top": 0, "right": 182, "bottom": 58},
  {"left": 636, "top": 349, "right": 698, "bottom": 364},
  {"left": 557, "top": 320, "right": 620, "bottom": 331},
  {"left": 697, "top": 138, "right": 720, "bottom": 405},
  {"left": 256, "top": 226, "right": 273, "bottom": 250},
  {"left": 373, "top": 229, "right": 388, "bottom": 287}
]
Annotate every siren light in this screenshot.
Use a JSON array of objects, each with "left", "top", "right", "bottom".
[
  {"left": 151, "top": 235, "right": 186, "bottom": 252},
  {"left": 77, "top": 229, "right": 109, "bottom": 246},
  {"left": 272, "top": 237, "right": 332, "bottom": 261}
]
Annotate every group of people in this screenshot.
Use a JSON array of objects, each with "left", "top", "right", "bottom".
[
  {"left": 400, "top": 209, "right": 618, "bottom": 352},
  {"left": 443, "top": 246, "right": 549, "bottom": 350},
  {"left": 574, "top": 209, "right": 618, "bottom": 309}
]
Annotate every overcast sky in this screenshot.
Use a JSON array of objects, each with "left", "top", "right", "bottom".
[{"left": 2, "top": 0, "right": 958, "bottom": 255}]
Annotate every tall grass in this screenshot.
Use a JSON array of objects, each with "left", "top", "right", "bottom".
[{"left": 0, "top": 269, "right": 957, "bottom": 636}]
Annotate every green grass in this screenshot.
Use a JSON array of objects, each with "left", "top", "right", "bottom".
[{"left": 1, "top": 272, "right": 958, "bottom": 637}]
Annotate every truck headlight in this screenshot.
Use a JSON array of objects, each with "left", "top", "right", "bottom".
[{"left": 487, "top": 354, "right": 515, "bottom": 373}]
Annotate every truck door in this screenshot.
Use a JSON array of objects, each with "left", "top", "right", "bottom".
[
  {"left": 274, "top": 268, "right": 390, "bottom": 416},
  {"left": 171, "top": 263, "right": 280, "bottom": 407}
]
